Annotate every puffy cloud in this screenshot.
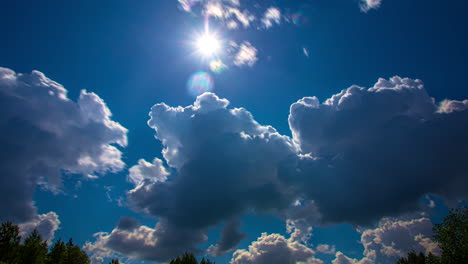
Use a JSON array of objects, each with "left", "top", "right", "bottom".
[
  {"left": 316, "top": 244, "right": 336, "bottom": 255},
  {"left": 332, "top": 252, "right": 373, "bottom": 264},
  {"left": 128, "top": 158, "right": 169, "bottom": 186},
  {"left": 85, "top": 218, "right": 207, "bottom": 263},
  {"left": 438, "top": 99, "right": 468, "bottom": 113},
  {"left": 360, "top": 216, "right": 440, "bottom": 263},
  {"left": 0, "top": 67, "right": 127, "bottom": 224},
  {"left": 94, "top": 76, "right": 468, "bottom": 261},
  {"left": 129, "top": 92, "right": 296, "bottom": 227},
  {"left": 208, "top": 219, "right": 247, "bottom": 257},
  {"left": 231, "top": 232, "right": 323, "bottom": 264},
  {"left": 262, "top": 7, "right": 281, "bottom": 28},
  {"left": 19, "top": 212, "right": 60, "bottom": 243},
  {"left": 359, "top": 0, "right": 382, "bottom": 12},
  {"left": 289, "top": 76, "right": 468, "bottom": 224},
  {"left": 234, "top": 42, "right": 258, "bottom": 67}
]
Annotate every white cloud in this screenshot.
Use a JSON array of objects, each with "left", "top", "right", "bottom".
[
  {"left": 359, "top": 0, "right": 382, "bottom": 12},
  {"left": 262, "top": 7, "right": 281, "bottom": 28},
  {"left": 19, "top": 212, "right": 60, "bottom": 243},
  {"left": 0, "top": 67, "right": 127, "bottom": 226},
  {"left": 85, "top": 218, "right": 207, "bottom": 263},
  {"left": 234, "top": 42, "right": 258, "bottom": 67},
  {"left": 360, "top": 216, "right": 440, "bottom": 262},
  {"left": 316, "top": 244, "right": 336, "bottom": 255},
  {"left": 231, "top": 232, "right": 323, "bottom": 264},
  {"left": 128, "top": 158, "right": 169, "bottom": 186}
]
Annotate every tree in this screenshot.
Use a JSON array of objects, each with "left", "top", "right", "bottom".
[
  {"left": 46, "top": 238, "right": 67, "bottom": 264},
  {"left": 109, "top": 260, "right": 120, "bottom": 264},
  {"left": 20, "top": 229, "right": 47, "bottom": 264},
  {"left": 433, "top": 207, "right": 468, "bottom": 264},
  {"left": 396, "top": 251, "right": 429, "bottom": 264},
  {"left": 169, "top": 253, "right": 214, "bottom": 264},
  {"left": 65, "top": 238, "right": 91, "bottom": 264},
  {"left": 0, "top": 221, "right": 21, "bottom": 263}
]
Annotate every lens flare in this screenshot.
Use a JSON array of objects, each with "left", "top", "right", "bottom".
[{"left": 187, "top": 71, "right": 214, "bottom": 96}]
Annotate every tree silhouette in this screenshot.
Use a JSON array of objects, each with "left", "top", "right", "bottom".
[
  {"left": 0, "top": 222, "right": 21, "bottom": 263},
  {"left": 169, "top": 253, "right": 214, "bottom": 264},
  {"left": 21, "top": 229, "right": 48, "bottom": 264},
  {"left": 46, "top": 238, "right": 67, "bottom": 264},
  {"left": 433, "top": 207, "right": 468, "bottom": 264},
  {"left": 109, "top": 260, "right": 120, "bottom": 264}
]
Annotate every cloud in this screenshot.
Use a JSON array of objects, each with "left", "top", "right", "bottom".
[
  {"left": 262, "top": 7, "right": 281, "bottom": 28},
  {"left": 234, "top": 42, "right": 258, "bottom": 67},
  {"left": 289, "top": 76, "right": 468, "bottom": 224},
  {"left": 207, "top": 219, "right": 247, "bottom": 257},
  {"left": 231, "top": 232, "right": 323, "bottom": 264},
  {"left": 90, "top": 76, "right": 468, "bottom": 261},
  {"left": 332, "top": 252, "right": 373, "bottom": 264},
  {"left": 19, "top": 212, "right": 60, "bottom": 243},
  {"left": 359, "top": 216, "right": 440, "bottom": 263},
  {"left": 359, "top": 0, "right": 382, "bottom": 12},
  {"left": 128, "top": 158, "right": 169, "bottom": 186},
  {"left": 0, "top": 67, "right": 127, "bottom": 225},
  {"left": 316, "top": 244, "right": 336, "bottom": 255},
  {"left": 85, "top": 218, "right": 207, "bottom": 263}
]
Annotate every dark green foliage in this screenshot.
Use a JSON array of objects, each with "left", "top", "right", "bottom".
[
  {"left": 433, "top": 207, "right": 468, "bottom": 264},
  {"left": 396, "top": 251, "right": 433, "bottom": 264},
  {"left": 109, "top": 260, "right": 120, "bottom": 264},
  {"left": 0, "top": 222, "right": 106, "bottom": 264},
  {"left": 169, "top": 253, "right": 214, "bottom": 264},
  {"left": 20, "top": 229, "right": 48, "bottom": 264},
  {"left": 46, "top": 239, "right": 67, "bottom": 264},
  {"left": 0, "top": 222, "right": 21, "bottom": 263}
]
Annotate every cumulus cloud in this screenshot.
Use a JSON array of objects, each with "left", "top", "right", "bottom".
[
  {"left": 332, "top": 252, "right": 373, "bottom": 264},
  {"left": 234, "top": 42, "right": 258, "bottom": 67},
  {"left": 262, "top": 7, "right": 281, "bottom": 28},
  {"left": 231, "top": 232, "right": 323, "bottom": 264},
  {"left": 0, "top": 67, "right": 127, "bottom": 225},
  {"left": 359, "top": 216, "right": 440, "bottom": 263},
  {"left": 128, "top": 158, "right": 169, "bottom": 186},
  {"left": 90, "top": 76, "right": 468, "bottom": 262},
  {"left": 289, "top": 76, "right": 468, "bottom": 224},
  {"left": 85, "top": 218, "right": 207, "bottom": 263},
  {"left": 360, "top": 0, "right": 382, "bottom": 12},
  {"left": 207, "top": 219, "right": 247, "bottom": 257},
  {"left": 19, "top": 212, "right": 60, "bottom": 243}
]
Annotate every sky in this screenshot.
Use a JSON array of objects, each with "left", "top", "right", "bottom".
[{"left": 1, "top": 0, "right": 468, "bottom": 264}]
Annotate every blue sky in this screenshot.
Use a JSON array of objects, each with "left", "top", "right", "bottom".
[{"left": 1, "top": 0, "right": 468, "bottom": 264}]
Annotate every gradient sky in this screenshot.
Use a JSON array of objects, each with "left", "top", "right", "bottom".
[{"left": 1, "top": 0, "right": 468, "bottom": 264}]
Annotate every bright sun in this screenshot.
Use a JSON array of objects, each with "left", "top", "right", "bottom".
[{"left": 196, "top": 33, "right": 221, "bottom": 57}]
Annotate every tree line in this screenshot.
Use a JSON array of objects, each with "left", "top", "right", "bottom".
[{"left": 0, "top": 222, "right": 120, "bottom": 264}]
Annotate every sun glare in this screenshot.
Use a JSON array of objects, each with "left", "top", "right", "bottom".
[{"left": 196, "top": 33, "right": 221, "bottom": 57}]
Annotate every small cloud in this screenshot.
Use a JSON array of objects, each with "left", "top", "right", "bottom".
[
  {"left": 205, "top": 2, "right": 225, "bottom": 19},
  {"left": 128, "top": 158, "right": 169, "bottom": 186},
  {"left": 316, "top": 244, "right": 336, "bottom": 255},
  {"left": 303, "top": 47, "right": 309, "bottom": 58},
  {"left": 234, "top": 42, "right": 258, "bottom": 67},
  {"left": 227, "top": 20, "right": 238, "bottom": 29},
  {"left": 262, "top": 7, "right": 281, "bottom": 28},
  {"left": 210, "top": 59, "right": 228, "bottom": 74},
  {"left": 360, "top": 0, "right": 382, "bottom": 12}
]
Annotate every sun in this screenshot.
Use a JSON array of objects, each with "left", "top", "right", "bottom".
[{"left": 196, "top": 33, "right": 221, "bottom": 57}]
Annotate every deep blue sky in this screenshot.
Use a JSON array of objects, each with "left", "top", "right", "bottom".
[{"left": 1, "top": 0, "right": 467, "bottom": 263}]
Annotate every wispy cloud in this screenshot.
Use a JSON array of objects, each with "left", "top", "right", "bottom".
[
  {"left": 234, "top": 42, "right": 258, "bottom": 67},
  {"left": 360, "top": 0, "right": 382, "bottom": 12},
  {"left": 262, "top": 7, "right": 281, "bottom": 28}
]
